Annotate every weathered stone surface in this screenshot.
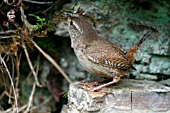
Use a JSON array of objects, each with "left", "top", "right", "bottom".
[
  {"left": 132, "top": 92, "right": 170, "bottom": 112},
  {"left": 149, "top": 56, "right": 170, "bottom": 75},
  {"left": 160, "top": 79, "right": 170, "bottom": 86},
  {"left": 62, "top": 79, "right": 170, "bottom": 113}
]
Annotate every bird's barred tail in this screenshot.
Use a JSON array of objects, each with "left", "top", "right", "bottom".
[
  {"left": 136, "top": 31, "right": 151, "bottom": 48},
  {"left": 126, "top": 31, "right": 152, "bottom": 62}
]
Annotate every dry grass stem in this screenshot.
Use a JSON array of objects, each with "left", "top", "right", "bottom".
[
  {"left": 22, "top": 41, "right": 42, "bottom": 87},
  {"left": 32, "top": 40, "right": 72, "bottom": 84},
  {"left": 0, "top": 55, "right": 18, "bottom": 113},
  {"left": 23, "top": 0, "right": 53, "bottom": 4},
  {"left": 24, "top": 83, "right": 36, "bottom": 113}
]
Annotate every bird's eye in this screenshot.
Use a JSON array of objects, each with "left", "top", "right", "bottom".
[
  {"left": 69, "top": 20, "right": 82, "bottom": 32},
  {"left": 70, "top": 21, "right": 73, "bottom": 25}
]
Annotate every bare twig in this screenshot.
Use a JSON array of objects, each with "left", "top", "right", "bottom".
[
  {"left": 0, "top": 35, "right": 18, "bottom": 39},
  {"left": 24, "top": 83, "right": 36, "bottom": 113},
  {"left": 0, "top": 91, "right": 15, "bottom": 100},
  {"left": 0, "top": 54, "right": 18, "bottom": 113},
  {"left": 22, "top": 41, "right": 42, "bottom": 87},
  {"left": 9, "top": 55, "right": 15, "bottom": 105},
  {"left": 23, "top": 0, "right": 53, "bottom": 4},
  {"left": 32, "top": 40, "right": 72, "bottom": 84},
  {"left": 14, "top": 52, "right": 22, "bottom": 92},
  {"left": 3, "top": 0, "right": 22, "bottom": 7},
  {"left": 0, "top": 30, "right": 17, "bottom": 34},
  {"left": 21, "top": 55, "right": 40, "bottom": 87},
  {"left": 43, "top": 0, "right": 66, "bottom": 13},
  {"left": 20, "top": 6, "right": 34, "bottom": 31},
  {"left": 4, "top": 104, "right": 27, "bottom": 113}
]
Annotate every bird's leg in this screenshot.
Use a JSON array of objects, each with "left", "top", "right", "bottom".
[{"left": 86, "top": 76, "right": 121, "bottom": 92}]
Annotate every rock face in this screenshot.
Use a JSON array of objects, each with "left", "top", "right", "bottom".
[
  {"left": 55, "top": 1, "right": 170, "bottom": 81},
  {"left": 61, "top": 79, "right": 170, "bottom": 113}
]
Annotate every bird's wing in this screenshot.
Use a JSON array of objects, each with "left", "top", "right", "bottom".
[{"left": 84, "top": 38, "right": 132, "bottom": 70}]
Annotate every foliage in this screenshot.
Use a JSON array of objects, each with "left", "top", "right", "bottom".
[
  {"left": 28, "top": 14, "right": 54, "bottom": 31},
  {"left": 0, "top": 0, "right": 69, "bottom": 112}
]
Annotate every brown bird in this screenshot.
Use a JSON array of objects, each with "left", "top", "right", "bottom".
[{"left": 66, "top": 14, "right": 151, "bottom": 91}]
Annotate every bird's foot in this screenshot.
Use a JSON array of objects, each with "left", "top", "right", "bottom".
[
  {"left": 78, "top": 79, "right": 105, "bottom": 88},
  {"left": 84, "top": 86, "right": 103, "bottom": 92},
  {"left": 77, "top": 78, "right": 120, "bottom": 92}
]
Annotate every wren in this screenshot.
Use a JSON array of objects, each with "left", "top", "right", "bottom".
[{"left": 66, "top": 14, "right": 151, "bottom": 91}]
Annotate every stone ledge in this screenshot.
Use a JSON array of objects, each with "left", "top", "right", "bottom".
[{"left": 62, "top": 79, "right": 170, "bottom": 113}]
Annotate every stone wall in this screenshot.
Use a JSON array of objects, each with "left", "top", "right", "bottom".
[{"left": 61, "top": 79, "right": 170, "bottom": 113}]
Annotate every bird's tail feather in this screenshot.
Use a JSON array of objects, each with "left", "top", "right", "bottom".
[
  {"left": 126, "top": 31, "right": 152, "bottom": 62},
  {"left": 136, "top": 31, "right": 151, "bottom": 48}
]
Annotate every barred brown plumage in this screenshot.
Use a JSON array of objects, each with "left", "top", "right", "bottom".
[{"left": 66, "top": 14, "right": 151, "bottom": 91}]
